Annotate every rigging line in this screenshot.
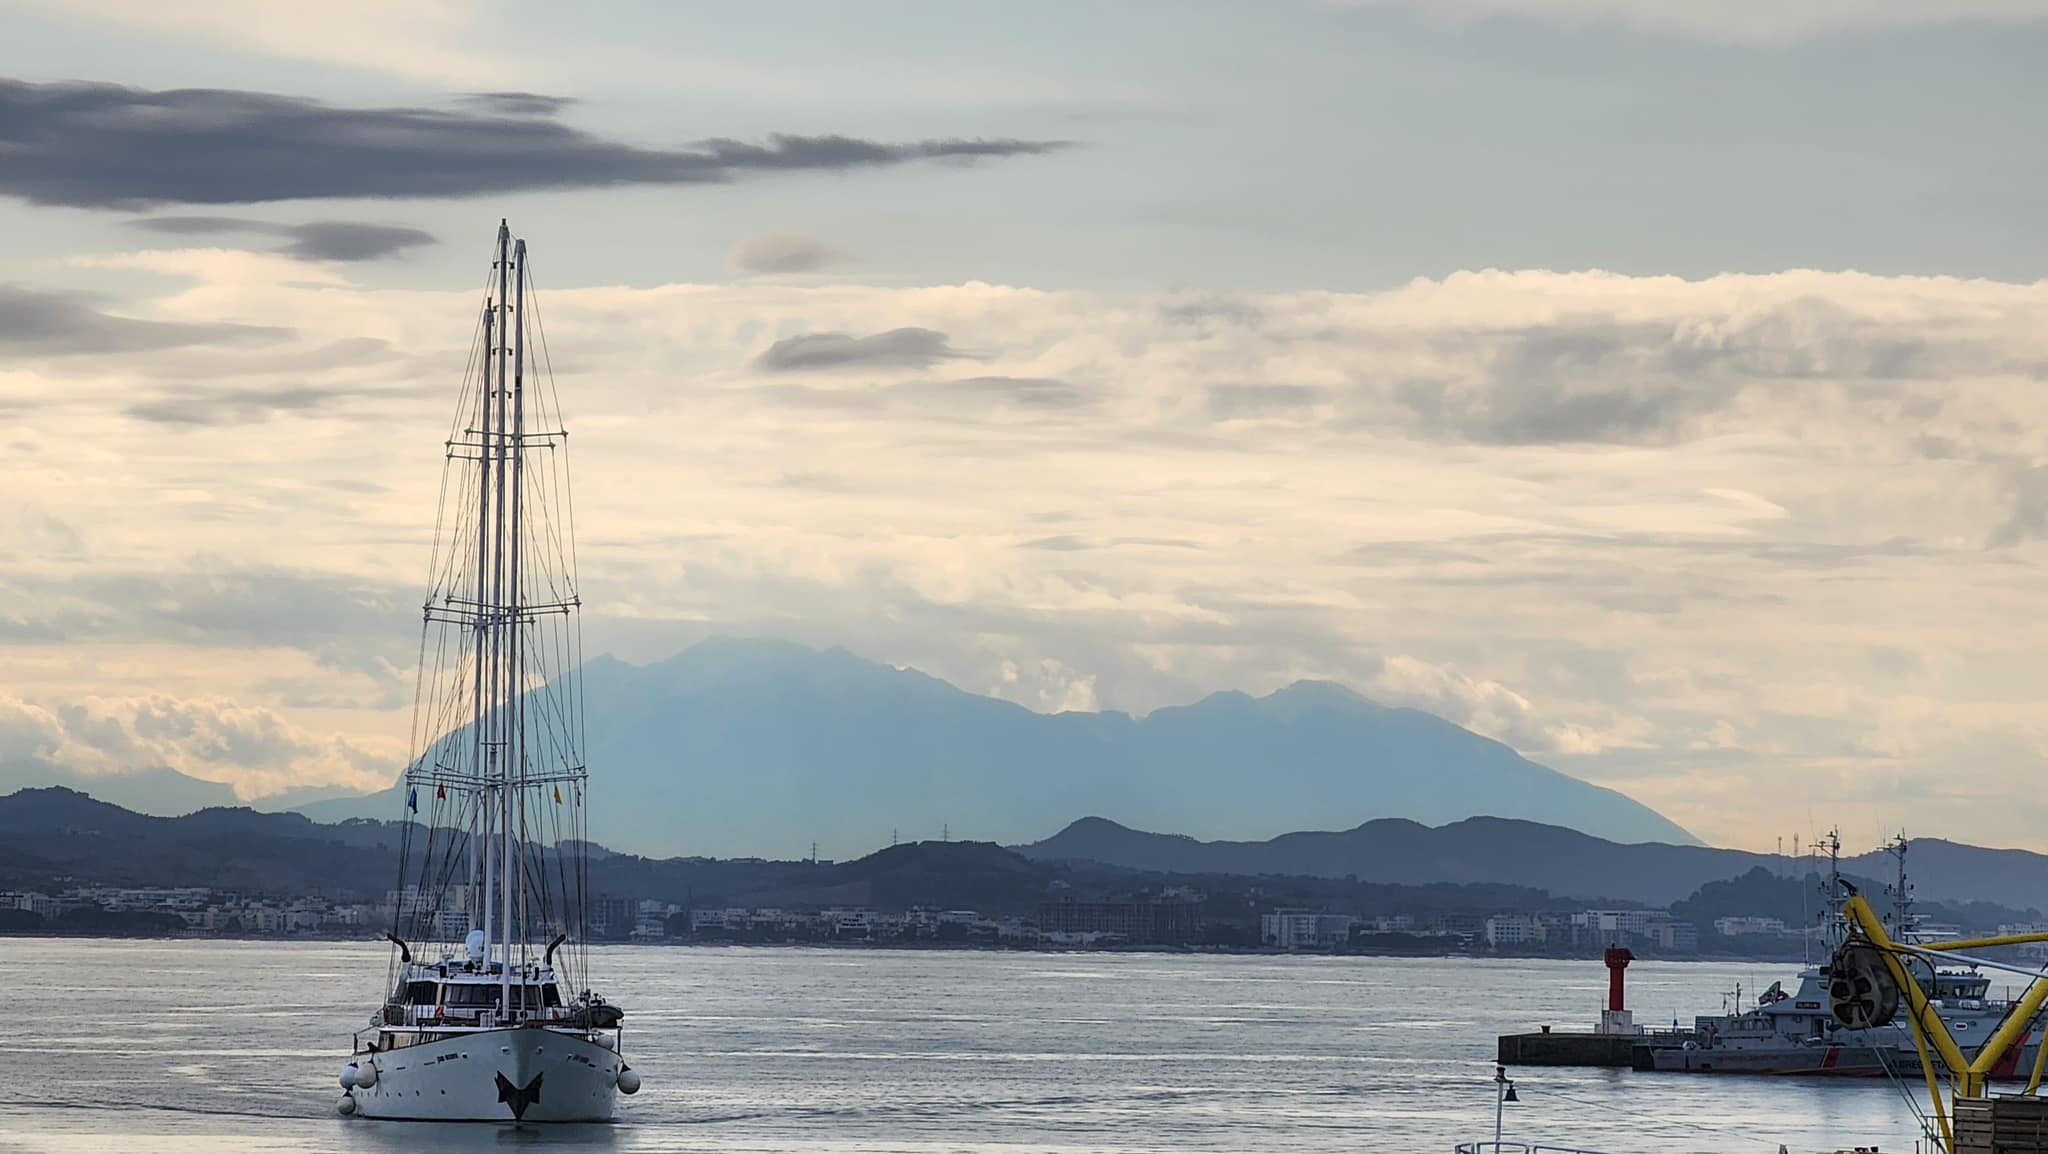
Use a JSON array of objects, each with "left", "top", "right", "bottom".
[
  {"left": 443, "top": 241, "right": 499, "bottom": 445},
  {"left": 1869, "top": 1020, "right": 1948, "bottom": 1148},
  {"left": 523, "top": 263, "right": 587, "bottom": 740}
]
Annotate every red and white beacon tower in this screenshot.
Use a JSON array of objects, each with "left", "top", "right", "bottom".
[{"left": 1597, "top": 946, "right": 1635, "bottom": 1035}]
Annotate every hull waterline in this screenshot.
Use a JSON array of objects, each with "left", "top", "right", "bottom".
[{"left": 348, "top": 1027, "right": 622, "bottom": 1122}]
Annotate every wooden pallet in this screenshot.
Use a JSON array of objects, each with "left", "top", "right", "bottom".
[{"left": 1955, "top": 1096, "right": 2048, "bottom": 1154}]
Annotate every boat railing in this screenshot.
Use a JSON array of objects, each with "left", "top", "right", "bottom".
[{"left": 1455, "top": 1143, "right": 1633, "bottom": 1154}]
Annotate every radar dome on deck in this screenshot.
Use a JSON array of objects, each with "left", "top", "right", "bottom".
[{"left": 464, "top": 929, "right": 486, "bottom": 961}]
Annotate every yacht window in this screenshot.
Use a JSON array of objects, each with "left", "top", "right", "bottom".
[
  {"left": 404, "top": 981, "right": 439, "bottom": 1006},
  {"left": 542, "top": 984, "right": 562, "bottom": 1008},
  {"left": 445, "top": 984, "right": 500, "bottom": 1008}
]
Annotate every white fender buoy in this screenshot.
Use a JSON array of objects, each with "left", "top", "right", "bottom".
[
  {"left": 616, "top": 1065, "right": 641, "bottom": 1095},
  {"left": 340, "top": 1065, "right": 359, "bottom": 1090},
  {"left": 353, "top": 1062, "right": 377, "bottom": 1088},
  {"left": 336, "top": 1094, "right": 357, "bottom": 1115}
]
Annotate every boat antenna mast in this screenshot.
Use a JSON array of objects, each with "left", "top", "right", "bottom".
[
  {"left": 1884, "top": 831, "right": 1914, "bottom": 945},
  {"left": 1818, "top": 827, "right": 1846, "bottom": 954}
]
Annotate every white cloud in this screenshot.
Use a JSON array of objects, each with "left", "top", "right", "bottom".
[
  {"left": 0, "top": 690, "right": 396, "bottom": 798},
  {"left": 8, "top": 254, "right": 2048, "bottom": 846}
]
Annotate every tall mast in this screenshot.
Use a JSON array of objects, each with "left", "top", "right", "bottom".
[
  {"left": 473, "top": 244, "right": 498, "bottom": 950},
  {"left": 503, "top": 237, "right": 528, "bottom": 1010},
  {"left": 491, "top": 221, "right": 513, "bottom": 993}
]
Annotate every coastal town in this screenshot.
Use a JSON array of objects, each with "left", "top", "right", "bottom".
[{"left": 15, "top": 881, "right": 2032, "bottom": 957}]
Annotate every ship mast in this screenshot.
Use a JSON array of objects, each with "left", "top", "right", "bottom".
[
  {"left": 476, "top": 219, "right": 521, "bottom": 1003},
  {"left": 1885, "top": 831, "right": 1914, "bottom": 945},
  {"left": 1818, "top": 827, "right": 1845, "bottom": 954},
  {"left": 503, "top": 235, "right": 528, "bottom": 1011}
]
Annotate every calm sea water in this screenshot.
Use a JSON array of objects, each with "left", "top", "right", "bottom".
[{"left": 0, "top": 940, "right": 1937, "bottom": 1153}]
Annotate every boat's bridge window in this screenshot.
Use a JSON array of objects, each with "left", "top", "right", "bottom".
[
  {"left": 445, "top": 984, "right": 500, "bottom": 1007},
  {"left": 434, "top": 982, "right": 566, "bottom": 1010},
  {"left": 503, "top": 984, "right": 563, "bottom": 1010},
  {"left": 401, "top": 980, "right": 438, "bottom": 1006}
]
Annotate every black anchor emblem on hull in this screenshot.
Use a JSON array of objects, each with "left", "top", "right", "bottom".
[{"left": 494, "top": 1071, "right": 544, "bottom": 1120}]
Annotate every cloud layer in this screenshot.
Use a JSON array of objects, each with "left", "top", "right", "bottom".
[
  {"left": 0, "top": 78, "right": 1069, "bottom": 208},
  {"left": 7, "top": 251, "right": 2048, "bottom": 848},
  {"left": 133, "top": 216, "right": 437, "bottom": 262},
  {"left": 728, "top": 231, "right": 843, "bottom": 276}
]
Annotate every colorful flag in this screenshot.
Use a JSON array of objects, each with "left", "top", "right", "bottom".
[
  {"left": 436, "top": 783, "right": 446, "bottom": 800},
  {"left": 406, "top": 786, "right": 418, "bottom": 813}
]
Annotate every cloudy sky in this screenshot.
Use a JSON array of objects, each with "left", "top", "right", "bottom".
[{"left": 3, "top": 0, "right": 2047, "bottom": 851}]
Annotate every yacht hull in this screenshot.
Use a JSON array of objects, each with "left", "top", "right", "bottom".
[{"left": 348, "top": 1027, "right": 621, "bottom": 1122}]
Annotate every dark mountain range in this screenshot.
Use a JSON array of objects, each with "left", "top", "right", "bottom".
[
  {"left": 295, "top": 636, "right": 1694, "bottom": 854},
  {"left": 0, "top": 788, "right": 1618, "bottom": 932},
  {"left": 6, "top": 789, "right": 2042, "bottom": 943},
  {"left": 0, "top": 786, "right": 406, "bottom": 895},
  {"left": 1017, "top": 816, "right": 2048, "bottom": 911}
]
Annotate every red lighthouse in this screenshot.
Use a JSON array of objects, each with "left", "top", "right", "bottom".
[{"left": 1599, "top": 946, "right": 1635, "bottom": 1034}]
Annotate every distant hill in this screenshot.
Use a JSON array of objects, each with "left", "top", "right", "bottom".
[
  {"left": 0, "top": 789, "right": 1609, "bottom": 931},
  {"left": 296, "top": 636, "right": 1695, "bottom": 855},
  {"left": 0, "top": 786, "right": 407, "bottom": 895},
  {"left": 1017, "top": 816, "right": 2048, "bottom": 911},
  {"left": 6, "top": 789, "right": 2044, "bottom": 942},
  {"left": 0, "top": 760, "right": 241, "bottom": 816}
]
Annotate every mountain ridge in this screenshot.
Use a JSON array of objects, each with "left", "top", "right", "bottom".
[
  {"left": 296, "top": 636, "right": 1697, "bottom": 854},
  {"left": 8, "top": 787, "right": 2047, "bottom": 926},
  {"left": 13, "top": 637, "right": 1695, "bottom": 855},
  {"left": 1016, "top": 815, "right": 2048, "bottom": 910}
]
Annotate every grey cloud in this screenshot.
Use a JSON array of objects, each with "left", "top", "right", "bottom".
[
  {"left": 132, "top": 215, "right": 436, "bottom": 261},
  {"left": 1020, "top": 535, "right": 1093, "bottom": 551},
  {"left": 728, "top": 231, "right": 841, "bottom": 275},
  {"left": 1346, "top": 530, "right": 1931, "bottom": 569},
  {"left": 757, "top": 327, "right": 963, "bottom": 371},
  {"left": 128, "top": 385, "right": 326, "bottom": 426},
  {"left": 1989, "top": 466, "right": 2048, "bottom": 548},
  {"left": 280, "top": 222, "right": 436, "bottom": 261},
  {"left": 1209, "top": 384, "right": 1324, "bottom": 418},
  {"left": 1019, "top": 534, "right": 1202, "bottom": 552},
  {"left": 1159, "top": 292, "right": 1265, "bottom": 328},
  {"left": 0, "top": 565, "right": 414, "bottom": 667},
  {"left": 758, "top": 471, "right": 856, "bottom": 492},
  {"left": 0, "top": 285, "right": 286, "bottom": 357},
  {"left": 1366, "top": 301, "right": 2009, "bottom": 447},
  {"left": 454, "top": 92, "right": 574, "bottom": 117},
  {"left": 0, "top": 78, "right": 1069, "bottom": 208},
  {"left": 126, "top": 377, "right": 415, "bottom": 427},
  {"left": 127, "top": 215, "right": 250, "bottom": 236},
  {"left": 742, "top": 375, "right": 1084, "bottom": 423},
  {"left": 910, "top": 376, "right": 1083, "bottom": 408}
]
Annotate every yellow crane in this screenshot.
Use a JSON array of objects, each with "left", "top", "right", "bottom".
[{"left": 1833, "top": 893, "right": 2048, "bottom": 1149}]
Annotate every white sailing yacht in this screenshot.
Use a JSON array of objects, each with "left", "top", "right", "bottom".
[{"left": 336, "top": 221, "right": 642, "bottom": 1122}]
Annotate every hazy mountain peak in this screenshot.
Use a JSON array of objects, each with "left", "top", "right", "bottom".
[{"left": 271, "top": 636, "right": 1691, "bottom": 854}]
